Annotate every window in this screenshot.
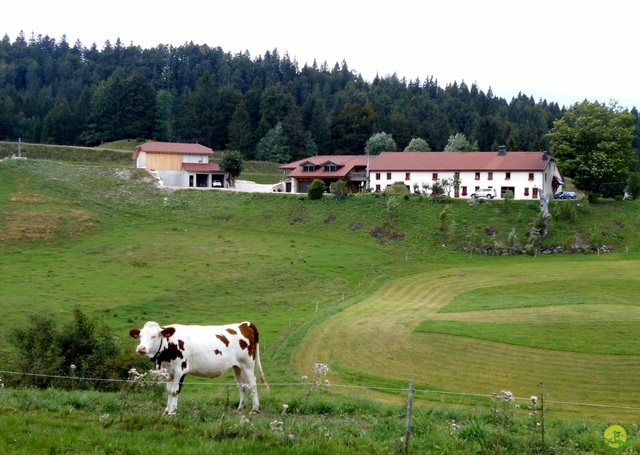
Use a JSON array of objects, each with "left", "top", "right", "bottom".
[
  {"left": 532, "top": 188, "right": 538, "bottom": 198},
  {"left": 475, "top": 172, "right": 480, "bottom": 180},
  {"left": 524, "top": 187, "right": 529, "bottom": 196},
  {"left": 462, "top": 186, "right": 467, "bottom": 196},
  {"left": 505, "top": 172, "right": 511, "bottom": 180},
  {"left": 528, "top": 173, "right": 534, "bottom": 181},
  {"left": 488, "top": 172, "right": 493, "bottom": 181},
  {"left": 432, "top": 172, "right": 438, "bottom": 181},
  {"left": 405, "top": 172, "right": 411, "bottom": 180},
  {"left": 375, "top": 184, "right": 381, "bottom": 192},
  {"left": 387, "top": 173, "right": 392, "bottom": 180},
  {"left": 303, "top": 164, "right": 315, "bottom": 172},
  {"left": 375, "top": 172, "right": 380, "bottom": 180},
  {"left": 324, "top": 164, "right": 337, "bottom": 172}
]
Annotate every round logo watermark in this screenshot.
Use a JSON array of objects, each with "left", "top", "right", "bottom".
[{"left": 604, "top": 425, "right": 627, "bottom": 449}]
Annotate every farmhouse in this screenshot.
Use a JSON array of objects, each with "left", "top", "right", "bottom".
[
  {"left": 132, "top": 141, "right": 227, "bottom": 188},
  {"left": 279, "top": 155, "right": 369, "bottom": 193},
  {"left": 281, "top": 147, "right": 564, "bottom": 200}
]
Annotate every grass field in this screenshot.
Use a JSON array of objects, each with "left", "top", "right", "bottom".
[
  {"left": 296, "top": 259, "right": 640, "bottom": 422},
  {"left": 1, "top": 156, "right": 639, "bottom": 452}
]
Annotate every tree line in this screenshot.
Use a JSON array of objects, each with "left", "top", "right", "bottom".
[{"left": 1, "top": 31, "right": 639, "bottom": 165}]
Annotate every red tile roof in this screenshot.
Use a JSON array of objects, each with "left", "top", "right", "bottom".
[
  {"left": 369, "top": 151, "right": 553, "bottom": 172},
  {"left": 282, "top": 155, "right": 370, "bottom": 178},
  {"left": 136, "top": 141, "right": 214, "bottom": 155},
  {"left": 182, "top": 162, "right": 221, "bottom": 172}
]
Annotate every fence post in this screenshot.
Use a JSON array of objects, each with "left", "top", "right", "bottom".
[{"left": 405, "top": 379, "right": 414, "bottom": 455}]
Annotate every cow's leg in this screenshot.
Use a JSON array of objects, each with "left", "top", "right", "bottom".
[
  {"left": 232, "top": 366, "right": 248, "bottom": 411},
  {"left": 164, "top": 371, "right": 186, "bottom": 416},
  {"left": 238, "top": 363, "right": 259, "bottom": 414}
]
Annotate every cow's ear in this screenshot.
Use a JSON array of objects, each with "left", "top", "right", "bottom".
[
  {"left": 129, "top": 328, "right": 141, "bottom": 339},
  {"left": 161, "top": 327, "right": 176, "bottom": 338}
]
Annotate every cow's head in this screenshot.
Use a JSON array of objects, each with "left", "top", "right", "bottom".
[{"left": 129, "top": 321, "right": 176, "bottom": 358}]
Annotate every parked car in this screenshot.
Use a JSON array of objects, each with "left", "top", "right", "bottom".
[
  {"left": 554, "top": 191, "right": 577, "bottom": 199},
  {"left": 212, "top": 181, "right": 223, "bottom": 187},
  {"left": 471, "top": 188, "right": 497, "bottom": 199}
]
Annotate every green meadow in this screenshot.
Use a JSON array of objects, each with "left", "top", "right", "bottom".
[{"left": 1, "top": 154, "right": 639, "bottom": 453}]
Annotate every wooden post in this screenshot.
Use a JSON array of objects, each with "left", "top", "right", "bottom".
[{"left": 405, "top": 380, "right": 414, "bottom": 455}]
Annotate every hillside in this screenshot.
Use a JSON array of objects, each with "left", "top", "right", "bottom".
[{"left": 2, "top": 157, "right": 640, "bottom": 452}]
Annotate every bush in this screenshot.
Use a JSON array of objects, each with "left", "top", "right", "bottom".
[
  {"left": 329, "top": 180, "right": 348, "bottom": 200},
  {"left": 9, "top": 306, "right": 146, "bottom": 391},
  {"left": 308, "top": 179, "right": 326, "bottom": 200},
  {"left": 552, "top": 201, "right": 577, "bottom": 221},
  {"left": 383, "top": 182, "right": 410, "bottom": 197}
]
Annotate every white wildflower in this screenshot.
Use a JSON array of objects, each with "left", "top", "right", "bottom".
[
  {"left": 498, "top": 390, "right": 515, "bottom": 403},
  {"left": 530, "top": 395, "right": 538, "bottom": 405},
  {"left": 99, "top": 414, "right": 110, "bottom": 422},
  {"left": 148, "top": 368, "right": 170, "bottom": 383},
  {"left": 313, "top": 362, "right": 329, "bottom": 376},
  {"left": 270, "top": 420, "right": 283, "bottom": 433}
]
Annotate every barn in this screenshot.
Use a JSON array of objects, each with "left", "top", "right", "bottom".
[{"left": 133, "top": 141, "right": 227, "bottom": 188}]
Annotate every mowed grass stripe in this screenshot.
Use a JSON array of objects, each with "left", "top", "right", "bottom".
[
  {"left": 428, "top": 304, "right": 640, "bottom": 323},
  {"left": 416, "top": 320, "right": 640, "bottom": 354},
  {"left": 441, "top": 279, "right": 640, "bottom": 313},
  {"left": 296, "top": 258, "right": 640, "bottom": 420}
]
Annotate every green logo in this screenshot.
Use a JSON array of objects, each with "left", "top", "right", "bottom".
[{"left": 604, "top": 425, "right": 629, "bottom": 450}]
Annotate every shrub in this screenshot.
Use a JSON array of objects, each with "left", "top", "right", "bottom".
[
  {"left": 552, "top": 201, "right": 577, "bottom": 221},
  {"left": 307, "top": 179, "right": 326, "bottom": 200},
  {"left": 383, "top": 182, "right": 410, "bottom": 197},
  {"left": 9, "top": 306, "right": 146, "bottom": 391},
  {"left": 329, "top": 180, "right": 348, "bottom": 201}
]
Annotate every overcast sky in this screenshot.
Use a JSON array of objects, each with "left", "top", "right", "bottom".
[{"left": 4, "top": 1, "right": 639, "bottom": 110}]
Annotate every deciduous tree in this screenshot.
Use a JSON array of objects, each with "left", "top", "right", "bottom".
[
  {"left": 365, "top": 132, "right": 397, "bottom": 155},
  {"left": 444, "top": 133, "right": 479, "bottom": 151},
  {"left": 548, "top": 101, "right": 635, "bottom": 198},
  {"left": 404, "top": 138, "right": 431, "bottom": 151},
  {"left": 220, "top": 150, "right": 243, "bottom": 187}
]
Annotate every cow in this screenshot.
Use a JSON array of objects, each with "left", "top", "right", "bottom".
[{"left": 129, "top": 321, "right": 269, "bottom": 416}]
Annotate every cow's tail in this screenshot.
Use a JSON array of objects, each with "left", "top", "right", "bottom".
[{"left": 256, "top": 341, "right": 270, "bottom": 393}]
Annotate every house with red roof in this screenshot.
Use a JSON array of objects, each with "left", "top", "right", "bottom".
[
  {"left": 132, "top": 141, "right": 226, "bottom": 188},
  {"left": 370, "top": 148, "right": 563, "bottom": 199},
  {"left": 281, "top": 147, "right": 564, "bottom": 200},
  {"left": 279, "top": 155, "right": 369, "bottom": 193}
]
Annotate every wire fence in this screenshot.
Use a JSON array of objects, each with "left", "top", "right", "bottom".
[{"left": 1, "top": 369, "right": 639, "bottom": 412}]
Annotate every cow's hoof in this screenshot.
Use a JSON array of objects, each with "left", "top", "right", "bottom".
[{"left": 249, "top": 409, "right": 260, "bottom": 415}]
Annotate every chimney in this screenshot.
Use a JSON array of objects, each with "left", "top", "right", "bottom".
[
  {"left": 498, "top": 145, "right": 507, "bottom": 156},
  {"left": 542, "top": 150, "right": 549, "bottom": 160}
]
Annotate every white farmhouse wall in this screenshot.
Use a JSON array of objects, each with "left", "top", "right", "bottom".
[
  {"left": 136, "top": 151, "right": 147, "bottom": 168},
  {"left": 371, "top": 167, "right": 556, "bottom": 200},
  {"left": 182, "top": 154, "right": 209, "bottom": 164}
]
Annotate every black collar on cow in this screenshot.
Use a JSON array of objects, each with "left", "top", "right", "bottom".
[{"left": 151, "top": 337, "right": 164, "bottom": 363}]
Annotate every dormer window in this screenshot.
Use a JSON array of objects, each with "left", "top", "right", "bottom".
[
  {"left": 324, "top": 164, "right": 337, "bottom": 172},
  {"left": 303, "top": 164, "right": 316, "bottom": 172}
]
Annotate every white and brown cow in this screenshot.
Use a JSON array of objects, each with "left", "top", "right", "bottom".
[{"left": 129, "top": 321, "right": 269, "bottom": 416}]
